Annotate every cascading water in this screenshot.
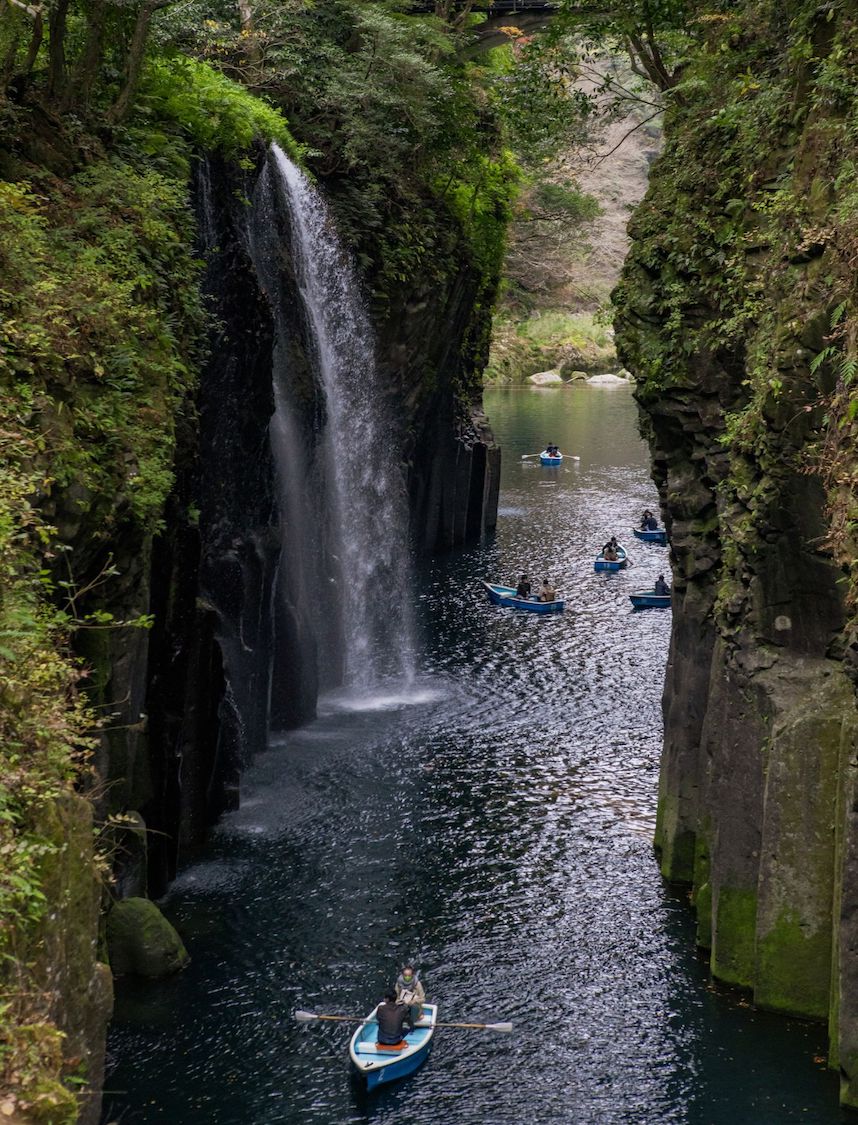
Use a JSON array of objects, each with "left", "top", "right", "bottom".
[{"left": 255, "top": 144, "right": 416, "bottom": 698}]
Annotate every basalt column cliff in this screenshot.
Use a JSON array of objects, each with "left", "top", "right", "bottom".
[{"left": 615, "top": 0, "right": 858, "bottom": 1107}]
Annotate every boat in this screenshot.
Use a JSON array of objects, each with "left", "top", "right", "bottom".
[
  {"left": 632, "top": 527, "right": 668, "bottom": 546},
  {"left": 629, "top": 589, "right": 671, "bottom": 608},
  {"left": 594, "top": 545, "right": 628, "bottom": 572},
  {"left": 539, "top": 450, "right": 563, "bottom": 466},
  {"left": 482, "top": 581, "right": 565, "bottom": 614},
  {"left": 349, "top": 1003, "right": 438, "bottom": 1090}
]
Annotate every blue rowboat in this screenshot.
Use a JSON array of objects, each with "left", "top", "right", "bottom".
[
  {"left": 594, "top": 545, "right": 628, "bottom": 572},
  {"left": 349, "top": 1003, "right": 438, "bottom": 1090},
  {"left": 482, "top": 581, "right": 565, "bottom": 614},
  {"left": 633, "top": 527, "right": 668, "bottom": 546},
  {"left": 539, "top": 451, "right": 563, "bottom": 466},
  {"left": 629, "top": 589, "right": 671, "bottom": 608}
]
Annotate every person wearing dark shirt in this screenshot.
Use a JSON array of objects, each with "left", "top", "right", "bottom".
[
  {"left": 516, "top": 574, "right": 532, "bottom": 599},
  {"left": 375, "top": 989, "right": 413, "bottom": 1046},
  {"left": 654, "top": 574, "right": 670, "bottom": 596}
]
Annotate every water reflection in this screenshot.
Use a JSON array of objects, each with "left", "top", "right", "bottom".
[{"left": 104, "top": 386, "right": 839, "bottom": 1124}]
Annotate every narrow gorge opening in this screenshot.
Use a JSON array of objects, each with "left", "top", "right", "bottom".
[{"left": 4, "top": 3, "right": 857, "bottom": 1123}]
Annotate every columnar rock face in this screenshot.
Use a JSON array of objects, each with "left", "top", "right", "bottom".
[
  {"left": 31, "top": 145, "right": 500, "bottom": 1117},
  {"left": 93, "top": 149, "right": 500, "bottom": 900},
  {"left": 84, "top": 148, "right": 500, "bottom": 895},
  {"left": 615, "top": 1, "right": 858, "bottom": 1109},
  {"left": 375, "top": 228, "right": 501, "bottom": 553}
]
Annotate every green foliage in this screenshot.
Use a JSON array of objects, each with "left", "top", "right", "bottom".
[
  {"left": 0, "top": 440, "right": 96, "bottom": 1118},
  {"left": 482, "top": 38, "right": 594, "bottom": 167},
  {"left": 443, "top": 149, "right": 520, "bottom": 276},
  {"left": 532, "top": 181, "right": 602, "bottom": 223},
  {"left": 137, "top": 56, "right": 301, "bottom": 159},
  {"left": 0, "top": 158, "right": 205, "bottom": 532}
]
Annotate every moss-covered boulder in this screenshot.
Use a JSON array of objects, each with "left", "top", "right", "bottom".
[{"left": 106, "top": 899, "right": 189, "bottom": 979}]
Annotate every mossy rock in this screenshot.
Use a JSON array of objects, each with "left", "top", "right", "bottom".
[{"left": 106, "top": 898, "right": 189, "bottom": 979}]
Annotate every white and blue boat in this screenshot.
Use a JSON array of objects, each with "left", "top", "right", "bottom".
[
  {"left": 539, "top": 450, "right": 563, "bottom": 466},
  {"left": 349, "top": 1003, "right": 438, "bottom": 1090},
  {"left": 629, "top": 588, "right": 671, "bottom": 608},
  {"left": 594, "top": 545, "right": 628, "bottom": 572},
  {"left": 482, "top": 581, "right": 565, "bottom": 614},
  {"left": 632, "top": 527, "right": 668, "bottom": 546}
]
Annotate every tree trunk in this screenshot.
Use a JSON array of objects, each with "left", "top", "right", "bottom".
[
  {"left": 107, "top": 0, "right": 169, "bottom": 125},
  {"left": 46, "top": 0, "right": 70, "bottom": 101},
  {"left": 0, "top": 7, "right": 24, "bottom": 90},
  {"left": 62, "top": 1, "right": 109, "bottom": 112},
  {"left": 19, "top": 4, "right": 43, "bottom": 84},
  {"left": 235, "top": 0, "right": 262, "bottom": 83}
]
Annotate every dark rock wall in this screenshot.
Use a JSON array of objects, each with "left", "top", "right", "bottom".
[
  {"left": 615, "top": 1, "right": 858, "bottom": 1109},
  {"left": 378, "top": 245, "right": 501, "bottom": 553},
  {"left": 97, "top": 149, "right": 500, "bottom": 899}
]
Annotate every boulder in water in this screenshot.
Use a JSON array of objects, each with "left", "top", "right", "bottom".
[
  {"left": 528, "top": 369, "right": 564, "bottom": 385},
  {"left": 107, "top": 898, "right": 189, "bottom": 978},
  {"left": 587, "top": 372, "right": 628, "bottom": 385}
]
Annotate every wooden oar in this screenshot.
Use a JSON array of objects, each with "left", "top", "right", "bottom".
[
  {"left": 520, "top": 452, "right": 581, "bottom": 460},
  {"left": 295, "top": 1010, "right": 513, "bottom": 1032}
]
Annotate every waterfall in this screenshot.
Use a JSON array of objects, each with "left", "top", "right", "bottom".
[{"left": 255, "top": 144, "right": 416, "bottom": 696}]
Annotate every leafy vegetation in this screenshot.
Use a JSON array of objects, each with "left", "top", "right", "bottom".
[
  {"left": 0, "top": 0, "right": 790, "bottom": 1116},
  {"left": 613, "top": 0, "right": 858, "bottom": 633}
]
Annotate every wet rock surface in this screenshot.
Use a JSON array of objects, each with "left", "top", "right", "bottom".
[{"left": 615, "top": 2, "right": 858, "bottom": 1109}]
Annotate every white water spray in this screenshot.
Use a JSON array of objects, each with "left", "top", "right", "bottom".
[{"left": 265, "top": 144, "right": 415, "bottom": 691}]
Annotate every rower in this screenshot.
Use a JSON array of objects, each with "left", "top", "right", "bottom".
[
  {"left": 654, "top": 574, "right": 670, "bottom": 596},
  {"left": 376, "top": 989, "right": 413, "bottom": 1046}
]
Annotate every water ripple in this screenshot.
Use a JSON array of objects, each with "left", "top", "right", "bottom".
[{"left": 105, "top": 387, "right": 837, "bottom": 1125}]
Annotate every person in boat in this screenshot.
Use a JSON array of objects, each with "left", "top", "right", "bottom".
[
  {"left": 642, "top": 510, "right": 659, "bottom": 531},
  {"left": 654, "top": 574, "right": 670, "bottom": 596},
  {"left": 539, "top": 578, "right": 557, "bottom": 602},
  {"left": 602, "top": 536, "right": 620, "bottom": 559},
  {"left": 395, "top": 965, "right": 426, "bottom": 1026},
  {"left": 376, "top": 989, "right": 413, "bottom": 1046},
  {"left": 516, "top": 574, "right": 532, "bottom": 599},
  {"left": 546, "top": 443, "right": 559, "bottom": 457}
]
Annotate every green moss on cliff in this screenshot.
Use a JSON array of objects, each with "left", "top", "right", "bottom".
[
  {"left": 755, "top": 908, "right": 831, "bottom": 1019},
  {"left": 712, "top": 886, "right": 757, "bottom": 989},
  {"left": 0, "top": 44, "right": 301, "bottom": 1122},
  {"left": 616, "top": 6, "right": 858, "bottom": 1105}
]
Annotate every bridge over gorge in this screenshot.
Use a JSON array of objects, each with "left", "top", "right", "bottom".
[{"left": 409, "top": 1, "right": 559, "bottom": 11}]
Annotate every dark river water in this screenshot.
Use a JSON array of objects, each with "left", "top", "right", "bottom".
[{"left": 105, "top": 386, "right": 842, "bottom": 1124}]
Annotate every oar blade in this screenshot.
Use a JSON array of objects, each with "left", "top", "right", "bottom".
[
  {"left": 485, "top": 1022, "right": 514, "bottom": 1033},
  {"left": 294, "top": 1009, "right": 319, "bottom": 1022}
]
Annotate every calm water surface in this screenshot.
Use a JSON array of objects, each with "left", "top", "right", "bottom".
[{"left": 105, "top": 386, "right": 841, "bottom": 1124}]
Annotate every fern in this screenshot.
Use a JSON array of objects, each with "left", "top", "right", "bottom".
[{"left": 810, "top": 344, "right": 836, "bottom": 374}]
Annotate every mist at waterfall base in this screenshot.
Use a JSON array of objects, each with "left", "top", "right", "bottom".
[
  {"left": 254, "top": 144, "right": 415, "bottom": 700},
  {"left": 104, "top": 386, "right": 840, "bottom": 1125}
]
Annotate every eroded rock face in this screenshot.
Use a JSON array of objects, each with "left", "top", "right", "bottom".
[{"left": 615, "top": 2, "right": 858, "bottom": 1109}]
